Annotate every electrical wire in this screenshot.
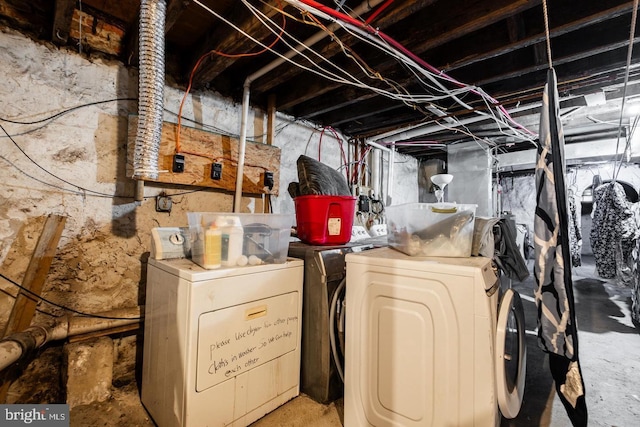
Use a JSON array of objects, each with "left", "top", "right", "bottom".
[
  {"left": 0, "top": 98, "right": 137, "bottom": 125},
  {"left": 329, "top": 277, "right": 346, "bottom": 382},
  {"left": 272, "top": 0, "right": 535, "bottom": 145},
  {"left": 1, "top": 96, "right": 286, "bottom": 200},
  {"left": 247, "top": 0, "right": 466, "bottom": 131},
  {"left": 243, "top": 0, "right": 426, "bottom": 96},
  {"left": 324, "top": 126, "right": 350, "bottom": 181},
  {"left": 177, "top": 0, "right": 287, "bottom": 156},
  {"left": 1, "top": 123, "right": 124, "bottom": 199},
  {"left": 364, "top": 0, "right": 396, "bottom": 25},
  {"left": 318, "top": 4, "right": 536, "bottom": 142},
  {"left": 0, "top": 272, "right": 142, "bottom": 320}
]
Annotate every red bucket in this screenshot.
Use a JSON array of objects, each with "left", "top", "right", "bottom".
[{"left": 294, "top": 195, "right": 356, "bottom": 245}]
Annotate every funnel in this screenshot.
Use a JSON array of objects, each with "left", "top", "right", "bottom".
[{"left": 431, "top": 174, "right": 453, "bottom": 203}]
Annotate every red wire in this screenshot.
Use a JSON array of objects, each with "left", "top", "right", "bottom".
[
  {"left": 327, "top": 127, "right": 348, "bottom": 180},
  {"left": 364, "top": 0, "right": 396, "bottom": 25},
  {"left": 176, "top": 3, "right": 287, "bottom": 154},
  {"left": 295, "top": 0, "right": 535, "bottom": 136},
  {"left": 318, "top": 128, "right": 324, "bottom": 161}
]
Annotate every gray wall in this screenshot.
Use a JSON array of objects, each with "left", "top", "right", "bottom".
[{"left": 447, "top": 142, "right": 493, "bottom": 216}]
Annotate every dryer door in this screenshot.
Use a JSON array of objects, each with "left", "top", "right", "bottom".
[{"left": 495, "top": 289, "right": 527, "bottom": 419}]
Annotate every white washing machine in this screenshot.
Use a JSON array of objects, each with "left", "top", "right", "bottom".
[
  {"left": 344, "top": 247, "right": 526, "bottom": 427},
  {"left": 142, "top": 257, "right": 304, "bottom": 427}
]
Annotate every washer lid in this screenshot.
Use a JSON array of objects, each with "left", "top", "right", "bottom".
[{"left": 495, "top": 289, "right": 527, "bottom": 419}]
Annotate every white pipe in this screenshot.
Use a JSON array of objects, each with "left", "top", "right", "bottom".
[
  {"left": 233, "top": 0, "right": 385, "bottom": 211},
  {"left": 0, "top": 307, "right": 142, "bottom": 372},
  {"left": 371, "top": 148, "right": 381, "bottom": 198},
  {"left": 234, "top": 82, "right": 251, "bottom": 213},
  {"left": 372, "top": 102, "right": 542, "bottom": 143},
  {"left": 387, "top": 143, "right": 395, "bottom": 206},
  {"left": 364, "top": 139, "right": 391, "bottom": 152}
]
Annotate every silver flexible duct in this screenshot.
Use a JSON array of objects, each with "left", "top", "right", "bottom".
[{"left": 133, "top": 0, "right": 166, "bottom": 180}]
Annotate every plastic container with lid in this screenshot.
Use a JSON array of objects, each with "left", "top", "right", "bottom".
[
  {"left": 386, "top": 202, "right": 477, "bottom": 257},
  {"left": 294, "top": 195, "right": 356, "bottom": 245},
  {"left": 187, "top": 212, "right": 294, "bottom": 268}
]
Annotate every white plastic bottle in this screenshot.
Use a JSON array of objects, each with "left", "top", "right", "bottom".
[
  {"left": 216, "top": 216, "right": 244, "bottom": 267},
  {"left": 202, "top": 225, "right": 221, "bottom": 269}
]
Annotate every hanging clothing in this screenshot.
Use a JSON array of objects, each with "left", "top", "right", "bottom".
[
  {"left": 493, "top": 219, "right": 530, "bottom": 282},
  {"left": 632, "top": 238, "right": 640, "bottom": 325},
  {"left": 592, "top": 174, "right": 603, "bottom": 191},
  {"left": 568, "top": 192, "right": 582, "bottom": 267},
  {"left": 534, "top": 68, "right": 587, "bottom": 427},
  {"left": 590, "top": 182, "right": 639, "bottom": 281}
]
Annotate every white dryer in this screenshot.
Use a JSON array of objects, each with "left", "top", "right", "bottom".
[{"left": 344, "top": 247, "right": 526, "bottom": 427}]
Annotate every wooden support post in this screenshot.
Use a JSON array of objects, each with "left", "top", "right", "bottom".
[
  {"left": 2, "top": 214, "right": 67, "bottom": 337},
  {"left": 0, "top": 214, "right": 66, "bottom": 402},
  {"left": 265, "top": 94, "right": 277, "bottom": 213}
]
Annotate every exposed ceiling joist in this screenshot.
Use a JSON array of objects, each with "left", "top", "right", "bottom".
[
  {"left": 51, "top": 0, "right": 75, "bottom": 44},
  {"left": 1, "top": 0, "right": 639, "bottom": 162}
]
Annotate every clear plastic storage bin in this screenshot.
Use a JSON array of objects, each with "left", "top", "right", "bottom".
[
  {"left": 187, "top": 212, "right": 294, "bottom": 269},
  {"left": 386, "top": 203, "right": 477, "bottom": 257}
]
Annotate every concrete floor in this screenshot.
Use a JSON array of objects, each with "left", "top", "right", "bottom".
[{"left": 249, "top": 255, "right": 640, "bottom": 427}]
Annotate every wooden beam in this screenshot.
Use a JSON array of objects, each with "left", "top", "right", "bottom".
[
  {"left": 126, "top": 117, "right": 282, "bottom": 195},
  {"left": 52, "top": 0, "right": 76, "bottom": 44},
  {"left": 402, "top": 0, "right": 540, "bottom": 54},
  {"left": 0, "top": 214, "right": 66, "bottom": 403},
  {"left": 251, "top": 0, "right": 439, "bottom": 94},
  {"left": 2, "top": 215, "right": 67, "bottom": 338},
  {"left": 264, "top": 94, "right": 277, "bottom": 213},
  {"left": 472, "top": 25, "right": 640, "bottom": 88},
  {"left": 190, "top": 1, "right": 282, "bottom": 87},
  {"left": 442, "top": 2, "right": 637, "bottom": 72},
  {"left": 267, "top": 94, "right": 276, "bottom": 147},
  {"left": 268, "top": 0, "right": 541, "bottom": 110},
  {"left": 293, "top": 1, "right": 637, "bottom": 121}
]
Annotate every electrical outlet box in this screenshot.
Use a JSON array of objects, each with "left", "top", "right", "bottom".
[
  {"left": 156, "top": 195, "right": 172, "bottom": 213},
  {"left": 358, "top": 195, "right": 370, "bottom": 213},
  {"left": 369, "top": 224, "right": 388, "bottom": 237},
  {"left": 264, "top": 171, "right": 274, "bottom": 190},
  {"left": 351, "top": 225, "right": 369, "bottom": 242},
  {"left": 172, "top": 154, "right": 185, "bottom": 173},
  {"left": 211, "top": 162, "right": 223, "bottom": 180}
]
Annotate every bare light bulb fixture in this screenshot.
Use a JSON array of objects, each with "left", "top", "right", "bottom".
[{"left": 431, "top": 173, "right": 453, "bottom": 203}]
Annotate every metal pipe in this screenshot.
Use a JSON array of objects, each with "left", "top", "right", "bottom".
[
  {"left": 387, "top": 143, "right": 395, "bottom": 206},
  {"left": 371, "top": 148, "right": 381, "bottom": 198},
  {"left": 372, "top": 102, "right": 542, "bottom": 144},
  {"left": 0, "top": 307, "right": 142, "bottom": 372},
  {"left": 234, "top": 82, "right": 251, "bottom": 213},
  {"left": 364, "top": 139, "right": 391, "bottom": 152},
  {"left": 134, "top": 180, "right": 145, "bottom": 202},
  {"left": 234, "top": 0, "right": 385, "bottom": 211}
]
